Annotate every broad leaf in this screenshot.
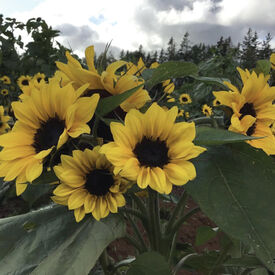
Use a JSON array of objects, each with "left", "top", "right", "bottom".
[
  {"left": 190, "top": 75, "right": 230, "bottom": 89},
  {"left": 186, "top": 143, "right": 275, "bottom": 271},
  {"left": 194, "top": 126, "right": 263, "bottom": 146},
  {"left": 195, "top": 226, "right": 218, "bottom": 246},
  {"left": 96, "top": 84, "right": 143, "bottom": 117},
  {"left": 145, "top": 61, "right": 198, "bottom": 90},
  {"left": 255, "top": 60, "right": 271, "bottom": 76},
  {"left": 127, "top": 251, "right": 172, "bottom": 275},
  {"left": 0, "top": 205, "right": 125, "bottom": 275}
]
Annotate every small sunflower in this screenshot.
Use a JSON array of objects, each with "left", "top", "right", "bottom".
[
  {"left": 0, "top": 106, "right": 10, "bottom": 134},
  {"left": 202, "top": 104, "right": 212, "bottom": 117},
  {"left": 0, "top": 76, "right": 11, "bottom": 85},
  {"left": 0, "top": 81, "right": 99, "bottom": 195},
  {"left": 56, "top": 46, "right": 150, "bottom": 112},
  {"left": 17, "top": 75, "right": 32, "bottom": 90},
  {"left": 213, "top": 98, "right": 221, "bottom": 106},
  {"left": 1, "top": 89, "right": 9, "bottom": 96},
  {"left": 177, "top": 109, "right": 184, "bottom": 117},
  {"left": 270, "top": 53, "right": 275, "bottom": 70},
  {"left": 100, "top": 103, "right": 206, "bottom": 194},
  {"left": 167, "top": 95, "right": 175, "bottom": 102},
  {"left": 213, "top": 67, "right": 275, "bottom": 154},
  {"left": 52, "top": 147, "right": 129, "bottom": 222},
  {"left": 163, "top": 80, "right": 175, "bottom": 94},
  {"left": 33, "top": 72, "right": 46, "bottom": 85},
  {"left": 179, "top": 93, "right": 192, "bottom": 104}
]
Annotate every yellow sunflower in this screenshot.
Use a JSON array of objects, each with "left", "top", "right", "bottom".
[
  {"left": 56, "top": 46, "right": 150, "bottom": 112},
  {"left": 213, "top": 98, "right": 221, "bottom": 106},
  {"left": 0, "top": 106, "right": 10, "bottom": 134},
  {"left": 167, "top": 95, "right": 175, "bottom": 102},
  {"left": 33, "top": 72, "right": 46, "bottom": 85},
  {"left": 202, "top": 104, "right": 212, "bottom": 117},
  {"left": 17, "top": 75, "right": 32, "bottom": 90},
  {"left": 177, "top": 109, "right": 184, "bottom": 117},
  {"left": 270, "top": 53, "right": 275, "bottom": 70},
  {"left": 213, "top": 67, "right": 275, "bottom": 155},
  {"left": 100, "top": 103, "right": 206, "bottom": 194},
  {"left": 0, "top": 81, "right": 99, "bottom": 195},
  {"left": 0, "top": 76, "right": 11, "bottom": 85},
  {"left": 52, "top": 146, "right": 129, "bottom": 222},
  {"left": 1, "top": 89, "right": 9, "bottom": 96},
  {"left": 179, "top": 93, "right": 192, "bottom": 104}
]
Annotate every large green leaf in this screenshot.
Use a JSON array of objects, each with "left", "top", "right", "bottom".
[
  {"left": 145, "top": 61, "right": 198, "bottom": 90},
  {"left": 255, "top": 60, "right": 271, "bottom": 76},
  {"left": 0, "top": 205, "right": 125, "bottom": 275},
  {"left": 194, "top": 126, "right": 263, "bottom": 146},
  {"left": 96, "top": 84, "right": 143, "bottom": 117},
  {"left": 127, "top": 251, "right": 172, "bottom": 275},
  {"left": 189, "top": 75, "right": 230, "bottom": 89},
  {"left": 186, "top": 143, "right": 275, "bottom": 271}
]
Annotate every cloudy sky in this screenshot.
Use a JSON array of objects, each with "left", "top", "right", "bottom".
[{"left": 2, "top": 0, "right": 275, "bottom": 57}]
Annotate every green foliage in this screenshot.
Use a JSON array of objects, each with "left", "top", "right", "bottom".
[
  {"left": 145, "top": 61, "right": 198, "bottom": 90},
  {"left": 127, "top": 252, "right": 172, "bottom": 275},
  {"left": 186, "top": 143, "right": 275, "bottom": 272},
  {"left": 0, "top": 205, "right": 125, "bottom": 274},
  {"left": 194, "top": 126, "right": 263, "bottom": 146}
]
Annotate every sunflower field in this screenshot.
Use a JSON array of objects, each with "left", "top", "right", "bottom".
[{"left": 2, "top": 15, "right": 275, "bottom": 275}]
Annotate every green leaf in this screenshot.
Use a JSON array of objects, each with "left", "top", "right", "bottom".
[
  {"left": 0, "top": 205, "right": 125, "bottom": 274},
  {"left": 255, "top": 60, "right": 271, "bottom": 76},
  {"left": 145, "top": 61, "right": 198, "bottom": 90},
  {"left": 195, "top": 226, "right": 218, "bottom": 246},
  {"left": 32, "top": 170, "right": 58, "bottom": 184},
  {"left": 194, "top": 126, "right": 263, "bottom": 146},
  {"left": 127, "top": 251, "right": 172, "bottom": 275},
  {"left": 189, "top": 75, "right": 230, "bottom": 89},
  {"left": 21, "top": 183, "right": 53, "bottom": 207},
  {"left": 185, "top": 143, "right": 275, "bottom": 271},
  {"left": 141, "top": 68, "right": 154, "bottom": 81},
  {"left": 96, "top": 84, "right": 143, "bottom": 117},
  {"left": 224, "top": 255, "right": 264, "bottom": 268}
]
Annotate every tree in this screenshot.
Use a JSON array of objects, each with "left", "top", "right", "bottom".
[
  {"left": 259, "top": 33, "right": 272, "bottom": 60},
  {"left": 240, "top": 28, "right": 260, "bottom": 69},
  {"left": 158, "top": 48, "right": 166, "bottom": 63},
  {"left": 166, "top": 37, "right": 177, "bottom": 61},
  {"left": 178, "top": 32, "right": 191, "bottom": 61}
]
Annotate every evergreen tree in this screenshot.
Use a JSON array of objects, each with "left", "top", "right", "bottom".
[
  {"left": 158, "top": 48, "right": 166, "bottom": 63},
  {"left": 166, "top": 37, "right": 177, "bottom": 60},
  {"left": 178, "top": 32, "right": 191, "bottom": 61},
  {"left": 240, "top": 28, "right": 260, "bottom": 69},
  {"left": 152, "top": 51, "right": 158, "bottom": 63},
  {"left": 119, "top": 49, "right": 125, "bottom": 59},
  {"left": 259, "top": 33, "right": 272, "bottom": 60}
]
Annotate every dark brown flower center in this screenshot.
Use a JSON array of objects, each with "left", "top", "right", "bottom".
[
  {"left": 22, "top": 80, "right": 29, "bottom": 86},
  {"left": 133, "top": 137, "right": 169, "bottom": 168},
  {"left": 85, "top": 169, "right": 114, "bottom": 196},
  {"left": 33, "top": 117, "right": 65, "bottom": 153},
  {"left": 239, "top": 103, "right": 257, "bottom": 136}
]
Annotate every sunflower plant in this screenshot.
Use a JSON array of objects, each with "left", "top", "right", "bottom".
[{"left": 1, "top": 45, "right": 275, "bottom": 275}]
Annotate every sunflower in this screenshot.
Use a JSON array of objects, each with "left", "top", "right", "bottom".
[
  {"left": 0, "top": 76, "right": 11, "bottom": 85},
  {"left": 0, "top": 106, "right": 10, "bottom": 134},
  {"left": 33, "top": 72, "right": 46, "bottom": 84},
  {"left": 0, "top": 81, "right": 99, "bottom": 195},
  {"left": 17, "top": 75, "right": 32, "bottom": 90},
  {"left": 270, "top": 53, "right": 275, "bottom": 70},
  {"left": 1, "top": 89, "right": 8, "bottom": 96},
  {"left": 52, "top": 146, "right": 129, "bottom": 222},
  {"left": 179, "top": 93, "right": 192, "bottom": 104},
  {"left": 100, "top": 103, "right": 206, "bottom": 194},
  {"left": 56, "top": 46, "right": 150, "bottom": 112},
  {"left": 177, "top": 109, "right": 184, "bottom": 117},
  {"left": 202, "top": 104, "right": 212, "bottom": 117},
  {"left": 167, "top": 95, "right": 175, "bottom": 102},
  {"left": 213, "top": 67, "right": 275, "bottom": 155},
  {"left": 213, "top": 98, "right": 221, "bottom": 106}
]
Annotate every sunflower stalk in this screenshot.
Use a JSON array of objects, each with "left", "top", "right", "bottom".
[
  {"left": 164, "top": 191, "right": 188, "bottom": 236},
  {"left": 125, "top": 211, "right": 148, "bottom": 252},
  {"left": 168, "top": 206, "right": 200, "bottom": 239},
  {"left": 99, "top": 249, "right": 113, "bottom": 275},
  {"left": 148, "top": 188, "right": 162, "bottom": 253}
]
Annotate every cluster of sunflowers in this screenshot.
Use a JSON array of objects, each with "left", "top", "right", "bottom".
[
  {"left": 0, "top": 46, "right": 207, "bottom": 222},
  {"left": 1, "top": 45, "right": 275, "bottom": 226}
]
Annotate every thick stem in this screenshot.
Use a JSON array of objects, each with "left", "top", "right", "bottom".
[
  {"left": 99, "top": 249, "right": 112, "bottom": 275},
  {"left": 168, "top": 207, "right": 200, "bottom": 239},
  {"left": 165, "top": 191, "right": 188, "bottom": 235}
]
